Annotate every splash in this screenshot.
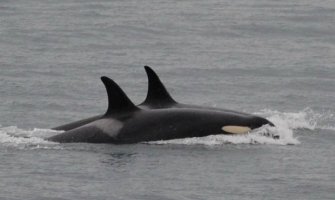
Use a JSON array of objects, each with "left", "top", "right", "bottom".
[
  {"left": 0, "top": 126, "right": 62, "bottom": 149},
  {"left": 256, "top": 108, "right": 317, "bottom": 130},
  {"left": 259, "top": 108, "right": 335, "bottom": 132}
]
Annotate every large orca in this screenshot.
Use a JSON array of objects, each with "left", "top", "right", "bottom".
[
  {"left": 52, "top": 66, "right": 264, "bottom": 131},
  {"left": 48, "top": 77, "right": 274, "bottom": 144}
]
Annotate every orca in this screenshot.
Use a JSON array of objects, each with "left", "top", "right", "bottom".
[
  {"left": 48, "top": 77, "right": 274, "bottom": 144},
  {"left": 52, "top": 66, "right": 267, "bottom": 131}
]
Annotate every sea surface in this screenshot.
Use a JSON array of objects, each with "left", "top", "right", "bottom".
[{"left": 1, "top": 0, "right": 335, "bottom": 199}]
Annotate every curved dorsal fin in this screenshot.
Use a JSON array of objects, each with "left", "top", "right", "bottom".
[
  {"left": 142, "top": 66, "right": 177, "bottom": 106},
  {"left": 101, "top": 76, "right": 139, "bottom": 115}
]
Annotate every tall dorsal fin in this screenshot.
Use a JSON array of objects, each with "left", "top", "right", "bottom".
[
  {"left": 101, "top": 76, "right": 139, "bottom": 115},
  {"left": 142, "top": 66, "right": 177, "bottom": 106}
]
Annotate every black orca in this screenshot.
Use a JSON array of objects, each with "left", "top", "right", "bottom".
[
  {"left": 48, "top": 77, "right": 274, "bottom": 144},
  {"left": 52, "top": 66, "right": 268, "bottom": 131}
]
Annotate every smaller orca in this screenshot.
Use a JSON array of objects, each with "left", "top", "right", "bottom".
[
  {"left": 48, "top": 77, "right": 274, "bottom": 144},
  {"left": 52, "top": 66, "right": 272, "bottom": 131},
  {"left": 140, "top": 66, "right": 263, "bottom": 116}
]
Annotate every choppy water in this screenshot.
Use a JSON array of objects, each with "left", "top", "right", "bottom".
[{"left": 1, "top": 0, "right": 335, "bottom": 199}]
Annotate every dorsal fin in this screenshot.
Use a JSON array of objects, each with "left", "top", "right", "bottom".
[
  {"left": 101, "top": 76, "right": 139, "bottom": 115},
  {"left": 142, "top": 66, "right": 177, "bottom": 106}
]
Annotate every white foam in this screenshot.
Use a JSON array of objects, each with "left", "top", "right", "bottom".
[
  {"left": 258, "top": 108, "right": 335, "bottom": 133},
  {"left": 0, "top": 126, "right": 62, "bottom": 149},
  {"left": 255, "top": 108, "right": 318, "bottom": 130}
]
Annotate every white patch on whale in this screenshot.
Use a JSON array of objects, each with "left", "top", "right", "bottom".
[
  {"left": 83, "top": 119, "right": 123, "bottom": 137},
  {"left": 222, "top": 126, "right": 251, "bottom": 135}
]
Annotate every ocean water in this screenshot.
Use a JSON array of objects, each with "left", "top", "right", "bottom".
[{"left": 1, "top": 0, "right": 335, "bottom": 199}]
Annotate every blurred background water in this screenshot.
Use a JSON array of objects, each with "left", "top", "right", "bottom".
[{"left": 0, "top": 0, "right": 334, "bottom": 199}]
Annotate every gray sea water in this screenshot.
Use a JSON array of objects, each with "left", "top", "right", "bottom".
[{"left": 1, "top": 0, "right": 335, "bottom": 199}]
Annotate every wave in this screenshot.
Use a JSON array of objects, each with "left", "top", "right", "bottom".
[
  {"left": 0, "top": 126, "right": 62, "bottom": 149},
  {"left": 258, "top": 108, "right": 335, "bottom": 132},
  {"left": 0, "top": 108, "right": 332, "bottom": 148}
]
